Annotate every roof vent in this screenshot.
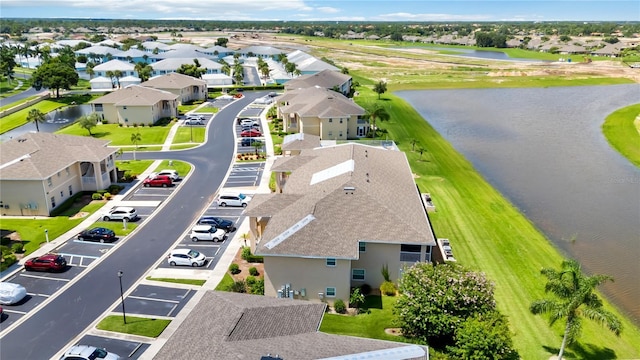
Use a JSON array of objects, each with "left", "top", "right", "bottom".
[{"left": 344, "top": 186, "right": 355, "bottom": 194}]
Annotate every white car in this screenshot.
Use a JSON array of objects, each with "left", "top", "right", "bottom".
[
  {"left": 216, "top": 192, "right": 252, "bottom": 207},
  {"left": 240, "top": 119, "right": 258, "bottom": 127},
  {"left": 59, "top": 345, "right": 120, "bottom": 360},
  {"left": 0, "top": 282, "right": 27, "bottom": 305},
  {"left": 167, "top": 249, "right": 207, "bottom": 267},
  {"left": 189, "top": 225, "right": 227, "bottom": 242},
  {"left": 156, "top": 169, "right": 180, "bottom": 181},
  {"left": 102, "top": 206, "right": 138, "bottom": 222}
]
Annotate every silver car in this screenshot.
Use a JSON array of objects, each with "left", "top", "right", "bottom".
[{"left": 0, "top": 282, "right": 27, "bottom": 305}]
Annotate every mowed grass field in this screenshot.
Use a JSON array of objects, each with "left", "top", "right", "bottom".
[
  {"left": 57, "top": 123, "right": 172, "bottom": 145},
  {"left": 347, "top": 80, "right": 640, "bottom": 358},
  {"left": 602, "top": 103, "right": 640, "bottom": 168}
]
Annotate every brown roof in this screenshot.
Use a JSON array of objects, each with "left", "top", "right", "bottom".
[
  {"left": 281, "top": 133, "right": 322, "bottom": 151},
  {"left": 284, "top": 69, "right": 351, "bottom": 91},
  {"left": 0, "top": 133, "right": 116, "bottom": 180},
  {"left": 154, "top": 291, "right": 426, "bottom": 360},
  {"left": 245, "top": 143, "right": 436, "bottom": 259},
  {"left": 278, "top": 87, "right": 365, "bottom": 119},
  {"left": 89, "top": 85, "right": 178, "bottom": 106},
  {"left": 141, "top": 72, "right": 206, "bottom": 89}
]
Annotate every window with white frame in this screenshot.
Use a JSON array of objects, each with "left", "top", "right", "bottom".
[
  {"left": 359, "top": 242, "right": 366, "bottom": 252},
  {"left": 325, "top": 287, "right": 336, "bottom": 297},
  {"left": 326, "top": 258, "right": 336, "bottom": 267},
  {"left": 47, "top": 177, "right": 52, "bottom": 187},
  {"left": 50, "top": 196, "right": 56, "bottom": 208},
  {"left": 69, "top": 185, "right": 73, "bottom": 196},
  {"left": 352, "top": 269, "right": 365, "bottom": 281}
]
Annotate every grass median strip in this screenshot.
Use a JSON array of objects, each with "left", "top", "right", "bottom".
[
  {"left": 145, "top": 277, "right": 206, "bottom": 286},
  {"left": 96, "top": 315, "right": 171, "bottom": 338}
]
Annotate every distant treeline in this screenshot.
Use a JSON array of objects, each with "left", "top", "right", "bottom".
[{"left": 2, "top": 19, "right": 639, "bottom": 40}]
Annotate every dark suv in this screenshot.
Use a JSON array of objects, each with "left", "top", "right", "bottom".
[
  {"left": 198, "top": 216, "right": 237, "bottom": 232},
  {"left": 24, "top": 254, "right": 67, "bottom": 272},
  {"left": 77, "top": 227, "right": 117, "bottom": 243}
]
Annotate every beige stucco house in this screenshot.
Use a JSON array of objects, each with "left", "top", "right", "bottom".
[
  {"left": 244, "top": 143, "right": 437, "bottom": 305},
  {"left": 141, "top": 72, "right": 207, "bottom": 104},
  {"left": 276, "top": 87, "right": 368, "bottom": 140},
  {"left": 0, "top": 133, "right": 118, "bottom": 216},
  {"left": 89, "top": 85, "right": 178, "bottom": 126},
  {"left": 284, "top": 69, "right": 352, "bottom": 96}
]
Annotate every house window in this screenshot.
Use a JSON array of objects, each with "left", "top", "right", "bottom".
[
  {"left": 352, "top": 269, "right": 365, "bottom": 281},
  {"left": 66, "top": 167, "right": 70, "bottom": 175},
  {"left": 340, "top": 119, "right": 343, "bottom": 123},
  {"left": 329, "top": 118, "right": 332, "bottom": 123},
  {"left": 400, "top": 244, "right": 422, "bottom": 262},
  {"left": 328, "top": 131, "right": 333, "bottom": 137},
  {"left": 339, "top": 131, "right": 343, "bottom": 137},
  {"left": 359, "top": 242, "right": 366, "bottom": 252},
  {"left": 47, "top": 177, "right": 52, "bottom": 187},
  {"left": 325, "top": 287, "right": 336, "bottom": 297},
  {"left": 326, "top": 258, "right": 336, "bottom": 267},
  {"left": 69, "top": 185, "right": 73, "bottom": 196},
  {"left": 60, "top": 191, "right": 64, "bottom": 198},
  {"left": 57, "top": 171, "right": 61, "bottom": 177},
  {"left": 50, "top": 196, "right": 56, "bottom": 208}
]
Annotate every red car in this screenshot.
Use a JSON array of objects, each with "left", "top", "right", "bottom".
[
  {"left": 240, "top": 129, "right": 262, "bottom": 137},
  {"left": 24, "top": 253, "right": 67, "bottom": 272},
  {"left": 143, "top": 175, "right": 172, "bottom": 187}
]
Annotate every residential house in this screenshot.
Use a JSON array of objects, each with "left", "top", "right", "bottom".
[
  {"left": 244, "top": 143, "right": 437, "bottom": 305},
  {"left": 150, "top": 57, "right": 222, "bottom": 76},
  {"left": 280, "top": 133, "right": 321, "bottom": 157},
  {"left": 140, "top": 41, "right": 170, "bottom": 53},
  {"left": 287, "top": 50, "right": 340, "bottom": 74},
  {"left": 237, "top": 45, "right": 283, "bottom": 59},
  {"left": 0, "top": 133, "right": 118, "bottom": 216},
  {"left": 284, "top": 69, "right": 352, "bottom": 96},
  {"left": 89, "top": 85, "right": 178, "bottom": 125},
  {"left": 75, "top": 45, "right": 124, "bottom": 63},
  {"left": 153, "top": 291, "right": 428, "bottom": 359},
  {"left": 277, "top": 87, "right": 368, "bottom": 140},
  {"left": 93, "top": 59, "right": 137, "bottom": 79},
  {"left": 141, "top": 72, "right": 207, "bottom": 104}
]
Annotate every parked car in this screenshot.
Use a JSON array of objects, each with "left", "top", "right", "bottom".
[
  {"left": 156, "top": 169, "right": 180, "bottom": 181},
  {"left": 189, "top": 224, "right": 227, "bottom": 242},
  {"left": 241, "top": 138, "right": 261, "bottom": 147},
  {"left": 59, "top": 345, "right": 120, "bottom": 360},
  {"left": 24, "top": 253, "right": 67, "bottom": 272},
  {"left": 239, "top": 119, "right": 258, "bottom": 126},
  {"left": 198, "top": 216, "right": 237, "bottom": 232},
  {"left": 143, "top": 175, "right": 172, "bottom": 187},
  {"left": 184, "top": 119, "right": 203, "bottom": 126},
  {"left": 77, "top": 227, "right": 116, "bottom": 243},
  {"left": 0, "top": 282, "right": 27, "bottom": 305},
  {"left": 240, "top": 129, "right": 262, "bottom": 137},
  {"left": 102, "top": 206, "right": 138, "bottom": 222},
  {"left": 216, "top": 192, "right": 252, "bottom": 207},
  {"left": 167, "top": 249, "right": 206, "bottom": 267},
  {"left": 186, "top": 113, "right": 205, "bottom": 121}
]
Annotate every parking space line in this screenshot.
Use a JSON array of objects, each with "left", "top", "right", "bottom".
[
  {"left": 166, "top": 303, "right": 179, "bottom": 317},
  {"left": 2, "top": 309, "right": 27, "bottom": 315},
  {"left": 59, "top": 253, "right": 100, "bottom": 259},
  {"left": 71, "top": 240, "right": 117, "bottom": 246},
  {"left": 205, "top": 258, "right": 214, "bottom": 268},
  {"left": 179, "top": 289, "right": 192, "bottom": 299},
  {"left": 20, "top": 273, "right": 70, "bottom": 282},
  {"left": 214, "top": 248, "right": 221, "bottom": 256},
  {"left": 27, "top": 292, "right": 50, "bottom": 297},
  {"left": 128, "top": 295, "right": 180, "bottom": 304},
  {"left": 181, "top": 244, "right": 221, "bottom": 248}
]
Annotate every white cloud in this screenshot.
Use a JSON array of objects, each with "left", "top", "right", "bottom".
[
  {"left": 316, "top": 6, "right": 339, "bottom": 14},
  {"left": 375, "top": 12, "right": 492, "bottom": 21}
]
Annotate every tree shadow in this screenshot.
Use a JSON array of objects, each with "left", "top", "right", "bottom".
[
  {"left": 362, "top": 295, "right": 383, "bottom": 310},
  {"left": 91, "top": 131, "right": 111, "bottom": 138},
  {"left": 542, "top": 342, "right": 616, "bottom": 360}
]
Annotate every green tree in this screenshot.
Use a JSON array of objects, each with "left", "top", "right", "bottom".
[
  {"left": 27, "top": 109, "right": 46, "bottom": 132},
  {"left": 78, "top": 112, "right": 99, "bottom": 136},
  {"left": 530, "top": 259, "right": 622, "bottom": 360},
  {"left": 215, "top": 37, "right": 228, "bottom": 47},
  {"left": 134, "top": 61, "right": 152, "bottom": 82},
  {"left": 130, "top": 132, "right": 142, "bottom": 161},
  {"left": 285, "top": 62, "right": 297, "bottom": 76},
  {"left": 252, "top": 140, "right": 263, "bottom": 155},
  {"left": 176, "top": 59, "right": 206, "bottom": 78},
  {"left": 349, "top": 288, "right": 365, "bottom": 313},
  {"left": 450, "top": 311, "right": 519, "bottom": 359},
  {"left": 30, "top": 60, "right": 79, "bottom": 98},
  {"left": 0, "top": 45, "right": 17, "bottom": 81},
  {"left": 395, "top": 263, "right": 496, "bottom": 344},
  {"left": 113, "top": 70, "right": 123, "bottom": 88},
  {"left": 85, "top": 61, "right": 95, "bottom": 79},
  {"left": 365, "top": 104, "right": 390, "bottom": 138},
  {"left": 373, "top": 80, "right": 387, "bottom": 99}
]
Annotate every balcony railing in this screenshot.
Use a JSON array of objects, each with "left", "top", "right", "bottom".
[{"left": 400, "top": 252, "right": 421, "bottom": 263}]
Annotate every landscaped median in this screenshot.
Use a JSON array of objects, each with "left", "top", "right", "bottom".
[
  {"left": 319, "top": 81, "right": 640, "bottom": 358},
  {"left": 96, "top": 315, "right": 171, "bottom": 338}
]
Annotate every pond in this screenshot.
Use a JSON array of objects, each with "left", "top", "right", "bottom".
[
  {"left": 397, "top": 84, "right": 640, "bottom": 324},
  {"left": 0, "top": 104, "right": 92, "bottom": 142},
  {"left": 403, "top": 46, "right": 549, "bottom": 62}
]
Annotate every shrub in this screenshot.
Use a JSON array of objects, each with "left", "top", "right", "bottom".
[
  {"left": 231, "top": 280, "right": 247, "bottom": 293},
  {"left": 381, "top": 263, "right": 391, "bottom": 282},
  {"left": 350, "top": 288, "right": 365, "bottom": 311},
  {"left": 101, "top": 120, "right": 109, "bottom": 124},
  {"left": 91, "top": 193, "right": 103, "bottom": 200},
  {"left": 11, "top": 242, "right": 24, "bottom": 253},
  {"left": 0, "top": 253, "right": 17, "bottom": 271},
  {"left": 333, "top": 299, "right": 346, "bottom": 314},
  {"left": 118, "top": 123, "right": 123, "bottom": 127},
  {"left": 229, "top": 263, "right": 240, "bottom": 274},
  {"left": 360, "top": 283, "right": 372, "bottom": 295},
  {"left": 103, "top": 192, "right": 112, "bottom": 200},
  {"left": 380, "top": 281, "right": 397, "bottom": 296},
  {"left": 245, "top": 275, "right": 256, "bottom": 286},
  {"left": 108, "top": 185, "right": 123, "bottom": 194},
  {"left": 250, "top": 278, "right": 264, "bottom": 295},
  {"left": 241, "top": 246, "right": 264, "bottom": 263},
  {"left": 249, "top": 266, "right": 259, "bottom": 276}
]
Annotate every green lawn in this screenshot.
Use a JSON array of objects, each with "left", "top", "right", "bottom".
[
  {"left": 0, "top": 94, "right": 96, "bottom": 134},
  {"left": 96, "top": 315, "right": 171, "bottom": 338},
  {"left": 153, "top": 160, "right": 192, "bottom": 178},
  {"left": 169, "top": 144, "right": 198, "bottom": 150},
  {"left": 115, "top": 160, "right": 154, "bottom": 177},
  {"left": 56, "top": 123, "right": 172, "bottom": 146},
  {"left": 602, "top": 103, "right": 640, "bottom": 168},
  {"left": 195, "top": 106, "right": 219, "bottom": 114},
  {"left": 339, "top": 81, "right": 640, "bottom": 359},
  {"left": 91, "top": 220, "right": 138, "bottom": 237},
  {"left": 0, "top": 78, "right": 30, "bottom": 99},
  {"left": 145, "top": 277, "right": 206, "bottom": 286},
  {"left": 172, "top": 126, "right": 205, "bottom": 143},
  {"left": 0, "top": 95, "right": 39, "bottom": 112},
  {"left": 214, "top": 273, "right": 235, "bottom": 291}
]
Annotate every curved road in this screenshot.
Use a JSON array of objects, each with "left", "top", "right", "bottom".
[{"left": 0, "top": 91, "right": 269, "bottom": 359}]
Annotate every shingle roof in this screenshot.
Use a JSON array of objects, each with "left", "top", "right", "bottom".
[
  {"left": 285, "top": 69, "right": 350, "bottom": 91},
  {"left": 76, "top": 45, "right": 123, "bottom": 56},
  {"left": 278, "top": 87, "right": 365, "bottom": 119},
  {"left": 141, "top": 72, "right": 206, "bottom": 89},
  {"left": 150, "top": 49, "right": 215, "bottom": 60},
  {"left": 245, "top": 143, "right": 436, "bottom": 259},
  {"left": 287, "top": 50, "right": 340, "bottom": 72},
  {"left": 89, "top": 85, "right": 178, "bottom": 106},
  {"left": 93, "top": 59, "right": 135, "bottom": 72},
  {"left": 153, "top": 291, "right": 426, "bottom": 360},
  {"left": 150, "top": 57, "right": 222, "bottom": 71},
  {"left": 0, "top": 133, "right": 116, "bottom": 180},
  {"left": 238, "top": 45, "right": 283, "bottom": 56},
  {"left": 281, "top": 133, "right": 322, "bottom": 151}
]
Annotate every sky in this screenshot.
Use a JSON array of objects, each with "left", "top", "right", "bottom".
[{"left": 0, "top": 0, "right": 638, "bottom": 22}]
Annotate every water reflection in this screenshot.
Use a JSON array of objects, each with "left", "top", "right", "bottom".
[
  {"left": 397, "top": 84, "right": 640, "bottom": 324},
  {"left": 0, "top": 105, "right": 91, "bottom": 142}
]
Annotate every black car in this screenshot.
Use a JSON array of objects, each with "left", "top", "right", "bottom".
[
  {"left": 77, "top": 227, "right": 117, "bottom": 243},
  {"left": 197, "top": 216, "right": 236, "bottom": 232},
  {"left": 241, "top": 138, "right": 261, "bottom": 147}
]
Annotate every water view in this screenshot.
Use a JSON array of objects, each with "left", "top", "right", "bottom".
[
  {"left": 0, "top": 105, "right": 91, "bottom": 142},
  {"left": 397, "top": 84, "right": 640, "bottom": 323}
]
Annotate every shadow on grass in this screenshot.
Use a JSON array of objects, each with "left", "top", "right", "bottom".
[
  {"left": 542, "top": 343, "right": 616, "bottom": 360},
  {"left": 362, "top": 295, "right": 383, "bottom": 310},
  {"left": 90, "top": 131, "right": 111, "bottom": 138}
]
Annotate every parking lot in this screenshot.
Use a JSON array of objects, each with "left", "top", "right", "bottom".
[{"left": 70, "top": 334, "right": 150, "bottom": 360}]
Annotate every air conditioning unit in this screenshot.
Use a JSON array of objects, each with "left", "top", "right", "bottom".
[{"left": 318, "top": 292, "right": 324, "bottom": 299}]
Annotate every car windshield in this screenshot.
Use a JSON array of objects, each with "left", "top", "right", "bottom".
[
  {"left": 238, "top": 194, "right": 246, "bottom": 200},
  {"left": 188, "top": 250, "right": 200, "bottom": 257},
  {"left": 89, "top": 348, "right": 108, "bottom": 360}
]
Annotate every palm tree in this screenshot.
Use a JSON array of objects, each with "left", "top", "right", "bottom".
[
  {"left": 105, "top": 70, "right": 115, "bottom": 88},
  {"left": 530, "top": 259, "right": 622, "bottom": 359},
  {"left": 27, "top": 109, "right": 46, "bottom": 132},
  {"left": 113, "top": 70, "right": 123, "bottom": 88},
  {"left": 130, "top": 132, "right": 142, "bottom": 161},
  {"left": 86, "top": 62, "right": 95, "bottom": 79},
  {"left": 366, "top": 105, "right": 390, "bottom": 138}
]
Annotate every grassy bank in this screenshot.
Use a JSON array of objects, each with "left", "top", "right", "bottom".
[
  {"left": 57, "top": 123, "right": 172, "bottom": 145},
  {"left": 602, "top": 103, "right": 640, "bottom": 168},
  {"left": 344, "top": 84, "right": 640, "bottom": 358}
]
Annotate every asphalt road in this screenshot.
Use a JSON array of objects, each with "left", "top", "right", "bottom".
[{"left": 0, "top": 91, "right": 269, "bottom": 359}]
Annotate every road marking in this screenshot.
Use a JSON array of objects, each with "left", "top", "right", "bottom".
[
  {"left": 205, "top": 258, "right": 214, "bottom": 268},
  {"left": 21, "top": 274, "right": 70, "bottom": 282},
  {"left": 27, "top": 292, "right": 51, "bottom": 297},
  {"left": 59, "top": 253, "right": 100, "bottom": 259},
  {"left": 2, "top": 309, "right": 27, "bottom": 315},
  {"left": 128, "top": 295, "right": 180, "bottom": 304},
  {"left": 72, "top": 240, "right": 117, "bottom": 246},
  {"left": 181, "top": 243, "right": 221, "bottom": 248},
  {"left": 166, "top": 303, "right": 179, "bottom": 317},
  {"left": 214, "top": 248, "right": 221, "bottom": 256}
]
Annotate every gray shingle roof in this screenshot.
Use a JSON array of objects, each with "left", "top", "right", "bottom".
[
  {"left": 89, "top": 85, "right": 178, "bottom": 106},
  {"left": 281, "top": 133, "right": 322, "bottom": 151},
  {"left": 285, "top": 69, "right": 350, "bottom": 91},
  {"left": 154, "top": 291, "right": 425, "bottom": 360},
  {"left": 0, "top": 133, "right": 116, "bottom": 180},
  {"left": 278, "top": 87, "right": 365, "bottom": 119},
  {"left": 141, "top": 72, "right": 206, "bottom": 89},
  {"left": 245, "top": 143, "right": 436, "bottom": 259},
  {"left": 150, "top": 57, "right": 222, "bottom": 71}
]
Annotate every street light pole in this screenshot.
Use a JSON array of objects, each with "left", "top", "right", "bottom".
[{"left": 117, "top": 270, "right": 126, "bottom": 324}]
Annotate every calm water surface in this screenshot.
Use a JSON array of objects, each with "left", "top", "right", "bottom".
[
  {"left": 397, "top": 84, "right": 640, "bottom": 323},
  {"left": 0, "top": 105, "right": 91, "bottom": 142}
]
